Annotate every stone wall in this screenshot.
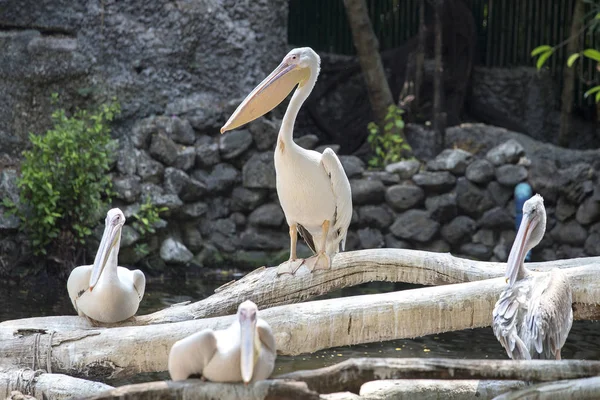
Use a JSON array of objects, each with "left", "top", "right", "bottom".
[{"left": 2, "top": 118, "right": 598, "bottom": 275}]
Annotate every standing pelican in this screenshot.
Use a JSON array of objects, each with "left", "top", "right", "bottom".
[
  {"left": 168, "top": 300, "right": 276, "bottom": 383},
  {"left": 221, "top": 47, "right": 352, "bottom": 275},
  {"left": 492, "top": 194, "right": 573, "bottom": 360},
  {"left": 67, "top": 208, "right": 145, "bottom": 324}
]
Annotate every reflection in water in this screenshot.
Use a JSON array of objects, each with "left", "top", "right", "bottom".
[{"left": 1, "top": 274, "right": 599, "bottom": 385}]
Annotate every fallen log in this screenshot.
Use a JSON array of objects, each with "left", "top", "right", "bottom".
[
  {"left": 2, "top": 250, "right": 598, "bottom": 330},
  {"left": 0, "top": 266, "right": 598, "bottom": 381},
  {"left": 277, "top": 358, "right": 600, "bottom": 394},
  {"left": 358, "top": 380, "right": 525, "bottom": 400},
  {"left": 88, "top": 379, "right": 319, "bottom": 400},
  {"left": 493, "top": 376, "right": 600, "bottom": 400},
  {"left": 0, "top": 368, "right": 113, "bottom": 400}
]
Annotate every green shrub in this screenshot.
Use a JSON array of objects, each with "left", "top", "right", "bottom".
[
  {"left": 3, "top": 97, "right": 120, "bottom": 262},
  {"left": 367, "top": 104, "right": 413, "bottom": 168},
  {"left": 131, "top": 197, "right": 167, "bottom": 260}
]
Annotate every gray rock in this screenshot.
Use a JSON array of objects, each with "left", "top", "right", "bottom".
[
  {"left": 219, "top": 129, "right": 253, "bottom": 159},
  {"left": 558, "top": 163, "right": 595, "bottom": 204},
  {"left": 230, "top": 212, "right": 247, "bottom": 227},
  {"left": 441, "top": 215, "right": 477, "bottom": 245},
  {"left": 344, "top": 231, "right": 361, "bottom": 251},
  {"left": 243, "top": 152, "right": 276, "bottom": 189},
  {"left": 136, "top": 150, "right": 164, "bottom": 183},
  {"left": 385, "top": 184, "right": 424, "bottom": 211},
  {"left": 0, "top": 208, "right": 19, "bottom": 230},
  {"left": 550, "top": 220, "right": 588, "bottom": 246},
  {"left": 113, "top": 175, "right": 141, "bottom": 203},
  {"left": 460, "top": 243, "right": 492, "bottom": 260},
  {"left": 213, "top": 218, "right": 237, "bottom": 236},
  {"left": 479, "top": 207, "right": 513, "bottom": 229},
  {"left": 179, "top": 202, "right": 208, "bottom": 218},
  {"left": 167, "top": 93, "right": 223, "bottom": 132},
  {"left": 456, "top": 177, "right": 495, "bottom": 218},
  {"left": 149, "top": 132, "right": 179, "bottom": 166},
  {"left": 358, "top": 228, "right": 384, "bottom": 248},
  {"left": 174, "top": 146, "right": 196, "bottom": 171},
  {"left": 0, "top": 170, "right": 19, "bottom": 205},
  {"left": 556, "top": 244, "right": 587, "bottom": 259},
  {"left": 120, "top": 225, "right": 141, "bottom": 248},
  {"left": 390, "top": 210, "right": 439, "bottom": 242},
  {"left": 158, "top": 116, "right": 196, "bottom": 146},
  {"left": 131, "top": 118, "right": 156, "bottom": 149},
  {"left": 182, "top": 224, "right": 203, "bottom": 252},
  {"left": 164, "top": 167, "right": 190, "bottom": 195},
  {"left": 556, "top": 197, "right": 577, "bottom": 222},
  {"left": 196, "top": 138, "right": 221, "bottom": 168},
  {"left": 493, "top": 242, "right": 509, "bottom": 262},
  {"left": 296, "top": 134, "right": 319, "bottom": 150},
  {"left": 315, "top": 144, "right": 341, "bottom": 154},
  {"left": 427, "top": 149, "right": 473, "bottom": 175},
  {"left": 351, "top": 179, "right": 386, "bottom": 205},
  {"left": 150, "top": 193, "right": 183, "bottom": 213},
  {"left": 486, "top": 139, "right": 525, "bottom": 166},
  {"left": 160, "top": 237, "right": 193, "bottom": 264},
  {"left": 180, "top": 178, "right": 208, "bottom": 202},
  {"left": 473, "top": 229, "right": 496, "bottom": 247},
  {"left": 116, "top": 141, "right": 138, "bottom": 175},
  {"left": 339, "top": 156, "right": 365, "bottom": 178},
  {"left": 465, "top": 159, "right": 495, "bottom": 184},
  {"left": 416, "top": 239, "right": 450, "bottom": 253},
  {"left": 385, "top": 159, "right": 420, "bottom": 179},
  {"left": 358, "top": 205, "right": 393, "bottom": 229},
  {"left": 239, "top": 229, "right": 288, "bottom": 250},
  {"left": 584, "top": 232, "right": 600, "bottom": 255},
  {"left": 248, "top": 117, "right": 279, "bottom": 150},
  {"left": 487, "top": 181, "right": 513, "bottom": 207},
  {"left": 362, "top": 171, "right": 401, "bottom": 185},
  {"left": 351, "top": 209, "right": 360, "bottom": 225},
  {"left": 248, "top": 203, "right": 284, "bottom": 227},
  {"left": 540, "top": 248, "right": 558, "bottom": 261},
  {"left": 500, "top": 230, "right": 517, "bottom": 245},
  {"left": 206, "top": 198, "right": 231, "bottom": 220},
  {"left": 206, "top": 163, "right": 239, "bottom": 193},
  {"left": 576, "top": 196, "right": 600, "bottom": 225},
  {"left": 425, "top": 193, "right": 457, "bottom": 223},
  {"left": 384, "top": 234, "right": 412, "bottom": 249},
  {"left": 412, "top": 171, "right": 456, "bottom": 192},
  {"left": 231, "top": 187, "right": 268, "bottom": 212},
  {"left": 495, "top": 164, "right": 528, "bottom": 186}
]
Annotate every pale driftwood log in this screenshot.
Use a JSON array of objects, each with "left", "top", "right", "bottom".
[
  {"left": 493, "top": 376, "right": 600, "bottom": 400},
  {"left": 2, "top": 250, "right": 599, "bottom": 331},
  {"left": 0, "top": 266, "right": 598, "bottom": 381},
  {"left": 359, "top": 380, "right": 525, "bottom": 400},
  {"left": 0, "top": 368, "right": 113, "bottom": 400},
  {"left": 277, "top": 358, "right": 600, "bottom": 394},
  {"left": 88, "top": 379, "right": 319, "bottom": 400}
]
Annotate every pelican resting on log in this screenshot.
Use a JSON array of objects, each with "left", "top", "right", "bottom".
[
  {"left": 492, "top": 194, "right": 573, "bottom": 360},
  {"left": 67, "top": 208, "right": 145, "bottom": 324},
  {"left": 168, "top": 300, "right": 276, "bottom": 383},
  {"left": 221, "top": 47, "right": 352, "bottom": 275}
]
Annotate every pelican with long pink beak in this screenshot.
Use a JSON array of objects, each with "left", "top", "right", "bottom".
[
  {"left": 67, "top": 208, "right": 145, "bottom": 323},
  {"left": 492, "top": 194, "right": 573, "bottom": 360},
  {"left": 168, "top": 300, "right": 276, "bottom": 384},
  {"left": 221, "top": 47, "right": 352, "bottom": 275}
]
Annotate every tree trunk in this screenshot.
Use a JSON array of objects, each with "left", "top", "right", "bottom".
[
  {"left": 559, "top": 0, "right": 585, "bottom": 147},
  {"left": 89, "top": 380, "right": 319, "bottom": 400},
  {"left": 432, "top": 0, "right": 446, "bottom": 150},
  {"left": 277, "top": 357, "right": 600, "bottom": 394},
  {"left": 343, "top": 0, "right": 406, "bottom": 142},
  {"left": 0, "top": 368, "right": 113, "bottom": 399},
  {"left": 494, "top": 376, "right": 600, "bottom": 400},
  {"left": 2, "top": 250, "right": 599, "bottom": 330},
  {"left": 0, "top": 265, "right": 597, "bottom": 382},
  {"left": 414, "top": 0, "right": 426, "bottom": 109}
]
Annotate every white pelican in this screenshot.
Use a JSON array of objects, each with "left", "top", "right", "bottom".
[
  {"left": 168, "top": 300, "right": 276, "bottom": 383},
  {"left": 67, "top": 208, "right": 145, "bottom": 324},
  {"left": 221, "top": 47, "right": 352, "bottom": 275},
  {"left": 492, "top": 194, "right": 573, "bottom": 360}
]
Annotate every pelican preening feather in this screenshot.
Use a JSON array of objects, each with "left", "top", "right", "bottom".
[
  {"left": 222, "top": 47, "right": 352, "bottom": 275},
  {"left": 67, "top": 208, "right": 146, "bottom": 324},
  {"left": 492, "top": 194, "right": 573, "bottom": 360},
  {"left": 168, "top": 300, "right": 276, "bottom": 383}
]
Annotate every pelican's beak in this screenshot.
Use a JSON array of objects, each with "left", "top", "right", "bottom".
[
  {"left": 239, "top": 308, "right": 258, "bottom": 384},
  {"left": 89, "top": 216, "right": 123, "bottom": 291},
  {"left": 221, "top": 61, "right": 310, "bottom": 133},
  {"left": 506, "top": 211, "right": 538, "bottom": 286}
]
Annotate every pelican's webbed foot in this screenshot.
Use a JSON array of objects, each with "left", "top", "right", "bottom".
[
  {"left": 276, "top": 258, "right": 305, "bottom": 275},
  {"left": 304, "top": 252, "right": 331, "bottom": 272}
]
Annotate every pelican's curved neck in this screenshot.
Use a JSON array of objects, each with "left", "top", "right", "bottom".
[{"left": 279, "top": 63, "right": 319, "bottom": 147}]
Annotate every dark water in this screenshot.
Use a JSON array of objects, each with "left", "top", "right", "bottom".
[{"left": 1, "top": 272, "right": 599, "bottom": 385}]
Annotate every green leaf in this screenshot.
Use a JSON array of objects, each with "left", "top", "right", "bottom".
[
  {"left": 583, "top": 49, "right": 600, "bottom": 62},
  {"left": 567, "top": 53, "right": 581, "bottom": 67},
  {"left": 531, "top": 45, "right": 552, "bottom": 57},
  {"left": 595, "top": 90, "right": 600, "bottom": 104},
  {"left": 536, "top": 50, "right": 553, "bottom": 70},
  {"left": 583, "top": 86, "right": 600, "bottom": 98}
]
